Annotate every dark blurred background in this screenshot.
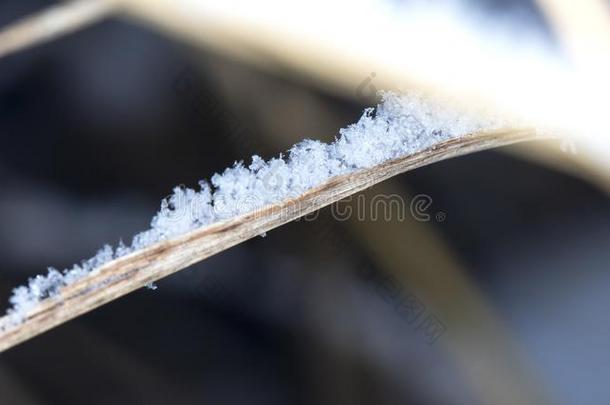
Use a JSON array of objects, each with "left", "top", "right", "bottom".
[{"left": 1, "top": 1, "right": 610, "bottom": 404}]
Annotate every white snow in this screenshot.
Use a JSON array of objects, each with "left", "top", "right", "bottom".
[{"left": 0, "top": 92, "right": 500, "bottom": 331}]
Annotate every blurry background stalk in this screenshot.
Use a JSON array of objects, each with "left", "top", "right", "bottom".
[{"left": 2, "top": 0, "right": 610, "bottom": 188}]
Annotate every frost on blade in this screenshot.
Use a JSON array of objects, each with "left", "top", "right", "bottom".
[
  {"left": 1, "top": 244, "right": 118, "bottom": 328},
  {"left": 0, "top": 92, "right": 499, "bottom": 331},
  {"left": 149, "top": 183, "right": 215, "bottom": 240}
]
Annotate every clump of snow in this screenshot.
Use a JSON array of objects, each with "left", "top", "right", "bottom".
[{"left": 0, "top": 92, "right": 500, "bottom": 331}]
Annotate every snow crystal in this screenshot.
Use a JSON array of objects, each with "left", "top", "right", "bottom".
[{"left": 0, "top": 92, "right": 500, "bottom": 331}]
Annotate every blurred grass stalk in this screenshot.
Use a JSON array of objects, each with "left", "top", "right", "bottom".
[
  {"left": 2, "top": 0, "right": 610, "bottom": 189},
  {"left": 0, "top": 0, "right": 118, "bottom": 59},
  {"left": 127, "top": 0, "right": 610, "bottom": 190},
  {"left": 347, "top": 182, "right": 551, "bottom": 405}
]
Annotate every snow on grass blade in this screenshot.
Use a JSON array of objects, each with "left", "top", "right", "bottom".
[{"left": 0, "top": 92, "right": 500, "bottom": 331}]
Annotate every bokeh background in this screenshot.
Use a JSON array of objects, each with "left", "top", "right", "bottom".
[{"left": 1, "top": 1, "right": 610, "bottom": 404}]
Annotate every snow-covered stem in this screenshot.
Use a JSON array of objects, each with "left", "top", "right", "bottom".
[
  {"left": 0, "top": 128, "right": 537, "bottom": 352},
  {"left": 0, "top": 92, "right": 542, "bottom": 351},
  {"left": 0, "top": 0, "right": 117, "bottom": 60}
]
